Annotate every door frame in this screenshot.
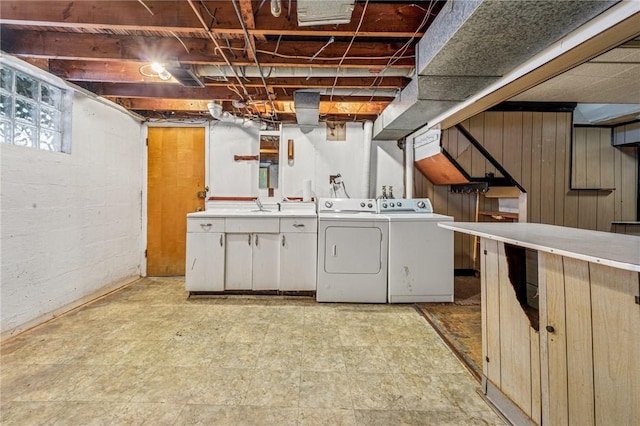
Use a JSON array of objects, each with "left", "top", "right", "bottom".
[{"left": 141, "top": 122, "right": 210, "bottom": 276}]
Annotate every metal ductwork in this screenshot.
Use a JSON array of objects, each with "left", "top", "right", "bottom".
[
  {"left": 373, "top": 0, "right": 618, "bottom": 140},
  {"left": 194, "top": 65, "right": 413, "bottom": 79},
  {"left": 296, "top": 0, "right": 356, "bottom": 26},
  {"left": 294, "top": 91, "right": 321, "bottom": 131},
  {"left": 165, "top": 63, "right": 205, "bottom": 87}
]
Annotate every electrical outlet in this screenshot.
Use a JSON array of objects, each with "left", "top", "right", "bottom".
[{"left": 329, "top": 175, "right": 339, "bottom": 184}]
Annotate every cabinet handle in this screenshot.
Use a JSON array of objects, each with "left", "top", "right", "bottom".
[
  {"left": 248, "top": 234, "right": 252, "bottom": 245},
  {"left": 293, "top": 223, "right": 305, "bottom": 228},
  {"left": 219, "top": 234, "right": 223, "bottom": 247},
  {"left": 332, "top": 245, "right": 337, "bottom": 257},
  {"left": 282, "top": 235, "right": 286, "bottom": 247},
  {"left": 200, "top": 223, "right": 212, "bottom": 230},
  {"left": 255, "top": 234, "right": 259, "bottom": 246}
]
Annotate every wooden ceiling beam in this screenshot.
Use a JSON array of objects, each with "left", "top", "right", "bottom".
[
  {"left": 47, "top": 59, "right": 409, "bottom": 88},
  {"left": 79, "top": 82, "right": 394, "bottom": 103},
  {"left": 0, "top": 1, "right": 436, "bottom": 38},
  {"left": 2, "top": 29, "right": 414, "bottom": 67},
  {"left": 108, "top": 97, "right": 388, "bottom": 116}
]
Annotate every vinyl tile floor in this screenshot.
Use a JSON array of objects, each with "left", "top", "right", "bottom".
[{"left": 1, "top": 277, "right": 506, "bottom": 425}]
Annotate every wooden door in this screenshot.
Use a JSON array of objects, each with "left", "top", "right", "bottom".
[{"left": 147, "top": 127, "right": 205, "bottom": 276}]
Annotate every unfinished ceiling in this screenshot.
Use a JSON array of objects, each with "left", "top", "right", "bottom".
[{"left": 0, "top": 0, "right": 445, "bottom": 124}]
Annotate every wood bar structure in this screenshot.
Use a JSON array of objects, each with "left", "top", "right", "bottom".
[{"left": 438, "top": 222, "right": 640, "bottom": 426}]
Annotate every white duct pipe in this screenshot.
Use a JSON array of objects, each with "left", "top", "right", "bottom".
[
  {"left": 362, "top": 121, "right": 373, "bottom": 198},
  {"left": 405, "top": 136, "right": 414, "bottom": 198},
  {"left": 297, "top": 88, "right": 397, "bottom": 97},
  {"left": 195, "top": 65, "right": 414, "bottom": 78}
]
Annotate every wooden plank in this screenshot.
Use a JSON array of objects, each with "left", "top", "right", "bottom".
[
  {"left": 553, "top": 113, "right": 568, "bottom": 225},
  {"left": 483, "top": 238, "right": 502, "bottom": 386},
  {"left": 414, "top": 153, "right": 470, "bottom": 185},
  {"left": 563, "top": 257, "right": 595, "bottom": 426},
  {"left": 599, "top": 128, "right": 615, "bottom": 189},
  {"left": 573, "top": 127, "right": 587, "bottom": 188},
  {"left": 540, "top": 113, "right": 556, "bottom": 224},
  {"left": 483, "top": 111, "right": 503, "bottom": 177},
  {"left": 596, "top": 190, "right": 614, "bottom": 232},
  {"left": 590, "top": 264, "right": 640, "bottom": 425},
  {"left": 538, "top": 251, "right": 568, "bottom": 426},
  {"left": 530, "top": 329, "right": 542, "bottom": 425},
  {"left": 529, "top": 113, "right": 542, "bottom": 223},
  {"left": 618, "top": 146, "right": 638, "bottom": 221},
  {"left": 497, "top": 242, "right": 532, "bottom": 416},
  {"left": 577, "top": 192, "right": 598, "bottom": 230},
  {"left": 503, "top": 112, "right": 524, "bottom": 184},
  {"left": 480, "top": 238, "right": 489, "bottom": 378},
  {"left": 585, "top": 128, "right": 602, "bottom": 189}
]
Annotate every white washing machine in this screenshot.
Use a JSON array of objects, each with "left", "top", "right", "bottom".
[
  {"left": 317, "top": 198, "right": 389, "bottom": 303},
  {"left": 378, "top": 198, "right": 454, "bottom": 303}
]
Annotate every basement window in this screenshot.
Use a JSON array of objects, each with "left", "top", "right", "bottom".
[{"left": 0, "top": 64, "right": 71, "bottom": 153}]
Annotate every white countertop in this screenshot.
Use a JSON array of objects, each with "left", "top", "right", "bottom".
[
  {"left": 438, "top": 222, "right": 640, "bottom": 272},
  {"left": 188, "top": 210, "right": 317, "bottom": 219}
]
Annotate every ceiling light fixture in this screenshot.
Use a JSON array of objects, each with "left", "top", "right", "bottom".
[{"left": 139, "top": 62, "right": 172, "bottom": 81}]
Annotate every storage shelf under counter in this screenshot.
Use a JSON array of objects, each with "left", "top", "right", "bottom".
[{"left": 437, "top": 222, "right": 640, "bottom": 426}]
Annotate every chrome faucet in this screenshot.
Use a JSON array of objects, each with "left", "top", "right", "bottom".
[{"left": 255, "top": 198, "right": 265, "bottom": 211}]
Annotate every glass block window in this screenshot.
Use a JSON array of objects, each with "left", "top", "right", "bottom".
[{"left": 0, "top": 64, "right": 71, "bottom": 153}]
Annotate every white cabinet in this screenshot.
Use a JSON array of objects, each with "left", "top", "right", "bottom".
[
  {"left": 279, "top": 217, "right": 317, "bottom": 291},
  {"left": 225, "top": 233, "right": 280, "bottom": 290},
  {"left": 185, "top": 212, "right": 317, "bottom": 293},
  {"left": 185, "top": 218, "right": 225, "bottom": 291}
]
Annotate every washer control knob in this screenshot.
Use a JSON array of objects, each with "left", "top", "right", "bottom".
[
  {"left": 382, "top": 203, "right": 388, "bottom": 208},
  {"left": 417, "top": 201, "right": 426, "bottom": 209},
  {"left": 367, "top": 203, "right": 373, "bottom": 208},
  {"left": 397, "top": 202, "right": 402, "bottom": 207},
  {"left": 390, "top": 203, "right": 395, "bottom": 207},
  {"left": 360, "top": 202, "right": 365, "bottom": 207},
  {"left": 325, "top": 201, "right": 333, "bottom": 208}
]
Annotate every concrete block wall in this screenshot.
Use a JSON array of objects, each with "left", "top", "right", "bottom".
[{"left": 1, "top": 92, "right": 144, "bottom": 339}]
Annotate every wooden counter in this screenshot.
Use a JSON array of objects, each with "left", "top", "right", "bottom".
[{"left": 438, "top": 222, "right": 640, "bottom": 426}]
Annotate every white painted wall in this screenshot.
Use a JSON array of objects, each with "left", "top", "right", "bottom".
[
  {"left": 370, "top": 140, "right": 405, "bottom": 199},
  {"left": 208, "top": 121, "right": 372, "bottom": 200},
  {"left": 1, "top": 92, "right": 143, "bottom": 338},
  {"left": 208, "top": 121, "right": 260, "bottom": 197}
]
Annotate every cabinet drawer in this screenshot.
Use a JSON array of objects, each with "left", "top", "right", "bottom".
[
  {"left": 225, "top": 217, "right": 279, "bottom": 233},
  {"left": 280, "top": 217, "right": 317, "bottom": 233},
  {"left": 187, "top": 218, "right": 225, "bottom": 233}
]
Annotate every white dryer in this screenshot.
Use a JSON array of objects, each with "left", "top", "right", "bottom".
[
  {"left": 378, "top": 198, "right": 454, "bottom": 303},
  {"left": 317, "top": 198, "right": 389, "bottom": 303}
]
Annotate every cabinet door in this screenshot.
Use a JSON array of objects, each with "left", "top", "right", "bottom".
[
  {"left": 225, "top": 234, "right": 253, "bottom": 290},
  {"left": 252, "top": 233, "right": 280, "bottom": 290},
  {"left": 185, "top": 232, "right": 225, "bottom": 291},
  {"left": 280, "top": 233, "right": 317, "bottom": 291}
]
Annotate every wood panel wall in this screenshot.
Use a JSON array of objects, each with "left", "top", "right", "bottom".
[{"left": 415, "top": 111, "right": 639, "bottom": 270}]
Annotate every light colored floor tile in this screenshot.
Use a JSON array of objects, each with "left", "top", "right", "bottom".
[
  {"left": 129, "top": 366, "right": 204, "bottom": 403},
  {"left": 189, "top": 368, "right": 254, "bottom": 405},
  {"left": 348, "top": 373, "right": 405, "bottom": 410},
  {"left": 256, "top": 342, "right": 303, "bottom": 371},
  {"left": 243, "top": 369, "right": 301, "bottom": 407},
  {"left": 338, "top": 325, "right": 379, "bottom": 346},
  {"left": 0, "top": 278, "right": 505, "bottom": 425},
  {"left": 342, "top": 346, "right": 389, "bottom": 373},
  {"left": 392, "top": 373, "right": 456, "bottom": 411},
  {"left": 109, "top": 402, "right": 186, "bottom": 425},
  {"left": 299, "top": 371, "right": 353, "bottom": 409},
  {"left": 210, "top": 341, "right": 263, "bottom": 368},
  {"left": 174, "top": 405, "right": 298, "bottom": 426},
  {"left": 302, "top": 342, "right": 347, "bottom": 372},
  {"left": 298, "top": 407, "right": 357, "bottom": 426}
]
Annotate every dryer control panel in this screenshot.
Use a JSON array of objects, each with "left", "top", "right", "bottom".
[
  {"left": 318, "top": 198, "right": 378, "bottom": 213},
  {"left": 377, "top": 198, "right": 433, "bottom": 213}
]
